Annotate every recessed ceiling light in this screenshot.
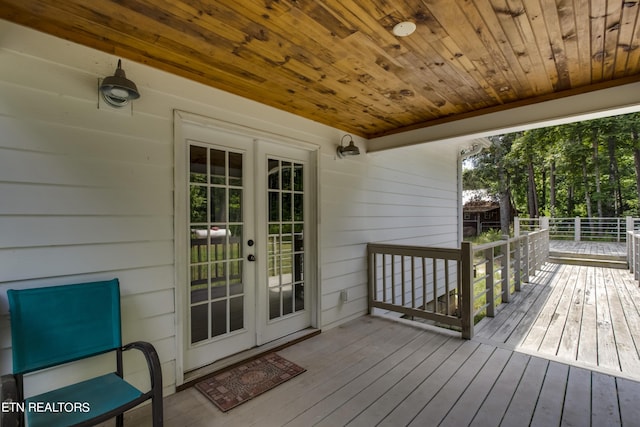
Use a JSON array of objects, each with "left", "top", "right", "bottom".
[{"left": 393, "top": 21, "right": 417, "bottom": 37}]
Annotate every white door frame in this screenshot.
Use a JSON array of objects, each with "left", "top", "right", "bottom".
[{"left": 173, "top": 110, "right": 320, "bottom": 386}]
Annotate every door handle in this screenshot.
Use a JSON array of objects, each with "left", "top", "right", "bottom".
[{"left": 247, "top": 254, "right": 256, "bottom": 262}]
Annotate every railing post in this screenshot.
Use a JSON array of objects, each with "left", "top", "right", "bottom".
[
  {"left": 501, "top": 236, "right": 511, "bottom": 302},
  {"left": 367, "top": 244, "right": 374, "bottom": 314},
  {"left": 513, "top": 236, "right": 522, "bottom": 291},
  {"left": 522, "top": 233, "right": 530, "bottom": 282},
  {"left": 628, "top": 231, "right": 634, "bottom": 273},
  {"left": 514, "top": 217, "right": 520, "bottom": 236},
  {"left": 575, "top": 217, "right": 581, "bottom": 241},
  {"left": 540, "top": 216, "right": 549, "bottom": 230},
  {"left": 461, "top": 242, "right": 474, "bottom": 339},
  {"left": 485, "top": 247, "right": 495, "bottom": 317}
]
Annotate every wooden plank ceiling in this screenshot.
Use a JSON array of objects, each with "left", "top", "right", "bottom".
[{"left": 2, "top": 0, "right": 640, "bottom": 138}]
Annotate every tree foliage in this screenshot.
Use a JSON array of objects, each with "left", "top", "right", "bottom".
[{"left": 464, "top": 112, "right": 640, "bottom": 218}]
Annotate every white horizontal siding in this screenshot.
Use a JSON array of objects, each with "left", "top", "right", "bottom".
[
  {"left": 319, "top": 143, "right": 460, "bottom": 329},
  {"left": 0, "top": 20, "right": 466, "bottom": 395}
]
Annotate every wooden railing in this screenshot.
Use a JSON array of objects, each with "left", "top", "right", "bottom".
[
  {"left": 627, "top": 231, "right": 640, "bottom": 282},
  {"left": 517, "top": 216, "right": 640, "bottom": 242},
  {"left": 367, "top": 229, "right": 549, "bottom": 339}
]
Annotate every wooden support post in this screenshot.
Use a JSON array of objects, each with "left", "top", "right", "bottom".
[
  {"left": 502, "top": 237, "right": 511, "bottom": 302},
  {"left": 575, "top": 217, "right": 581, "bottom": 241},
  {"left": 514, "top": 237, "right": 521, "bottom": 292},
  {"left": 485, "top": 248, "right": 495, "bottom": 317},
  {"left": 461, "top": 242, "right": 474, "bottom": 339},
  {"left": 514, "top": 217, "right": 520, "bottom": 236},
  {"left": 522, "top": 233, "right": 530, "bottom": 283},
  {"left": 540, "top": 216, "right": 549, "bottom": 230},
  {"left": 367, "top": 245, "right": 374, "bottom": 314}
]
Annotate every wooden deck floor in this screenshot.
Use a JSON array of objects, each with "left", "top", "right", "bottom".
[
  {"left": 548, "top": 240, "right": 627, "bottom": 258},
  {"left": 103, "top": 246, "right": 640, "bottom": 426},
  {"left": 475, "top": 263, "right": 640, "bottom": 382},
  {"left": 112, "top": 282, "right": 640, "bottom": 427}
]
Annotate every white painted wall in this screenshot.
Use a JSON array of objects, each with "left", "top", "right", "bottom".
[{"left": 0, "top": 20, "right": 462, "bottom": 396}]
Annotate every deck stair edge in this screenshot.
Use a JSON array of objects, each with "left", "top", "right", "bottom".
[{"left": 548, "top": 250, "right": 628, "bottom": 269}]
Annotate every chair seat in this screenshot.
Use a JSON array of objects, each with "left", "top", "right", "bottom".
[{"left": 25, "top": 373, "right": 143, "bottom": 427}]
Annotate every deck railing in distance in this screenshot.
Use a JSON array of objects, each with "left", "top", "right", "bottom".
[
  {"left": 367, "top": 228, "right": 549, "bottom": 340},
  {"left": 627, "top": 231, "right": 640, "bottom": 282},
  {"left": 517, "top": 216, "right": 640, "bottom": 242},
  {"left": 471, "top": 229, "right": 549, "bottom": 324}
]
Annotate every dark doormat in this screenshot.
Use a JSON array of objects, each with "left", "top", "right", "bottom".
[{"left": 194, "top": 352, "right": 306, "bottom": 412}]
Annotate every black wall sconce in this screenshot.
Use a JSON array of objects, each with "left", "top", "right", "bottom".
[
  {"left": 99, "top": 59, "right": 140, "bottom": 108},
  {"left": 337, "top": 135, "right": 361, "bottom": 158}
]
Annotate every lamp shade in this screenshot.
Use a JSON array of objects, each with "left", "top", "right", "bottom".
[
  {"left": 100, "top": 60, "right": 140, "bottom": 107},
  {"left": 337, "top": 135, "right": 361, "bottom": 158}
]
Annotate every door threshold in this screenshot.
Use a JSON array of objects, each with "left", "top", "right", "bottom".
[{"left": 178, "top": 327, "right": 321, "bottom": 391}]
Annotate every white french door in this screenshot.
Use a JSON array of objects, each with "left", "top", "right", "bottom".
[
  {"left": 177, "top": 115, "right": 315, "bottom": 374},
  {"left": 256, "top": 141, "right": 313, "bottom": 345},
  {"left": 182, "top": 126, "right": 256, "bottom": 371}
]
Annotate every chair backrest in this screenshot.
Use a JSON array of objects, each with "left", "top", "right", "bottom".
[{"left": 7, "top": 279, "right": 122, "bottom": 375}]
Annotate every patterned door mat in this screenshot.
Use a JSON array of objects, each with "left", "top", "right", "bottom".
[{"left": 194, "top": 352, "right": 306, "bottom": 412}]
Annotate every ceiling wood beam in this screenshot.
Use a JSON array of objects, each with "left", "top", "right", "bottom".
[{"left": 368, "top": 78, "right": 640, "bottom": 152}]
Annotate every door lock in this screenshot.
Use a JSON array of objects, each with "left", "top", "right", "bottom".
[
  {"left": 247, "top": 239, "right": 255, "bottom": 247},
  {"left": 247, "top": 254, "right": 256, "bottom": 262}
]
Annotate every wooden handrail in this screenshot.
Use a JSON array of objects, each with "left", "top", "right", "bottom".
[{"left": 367, "top": 229, "right": 550, "bottom": 339}]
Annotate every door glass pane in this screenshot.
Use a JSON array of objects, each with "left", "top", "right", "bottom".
[
  {"left": 229, "top": 152, "right": 243, "bottom": 187},
  {"left": 210, "top": 149, "right": 226, "bottom": 185},
  {"left": 269, "top": 192, "right": 280, "bottom": 222},
  {"left": 269, "top": 287, "right": 281, "bottom": 320},
  {"left": 282, "top": 193, "right": 292, "bottom": 221},
  {"left": 210, "top": 188, "right": 226, "bottom": 222},
  {"left": 294, "top": 165, "right": 303, "bottom": 191},
  {"left": 190, "top": 186, "right": 207, "bottom": 223},
  {"left": 268, "top": 159, "right": 279, "bottom": 189},
  {"left": 211, "top": 300, "right": 227, "bottom": 337},
  {"left": 191, "top": 304, "right": 208, "bottom": 343},
  {"left": 229, "top": 260, "right": 243, "bottom": 295},
  {"left": 190, "top": 146, "right": 207, "bottom": 183},
  {"left": 190, "top": 265, "right": 208, "bottom": 304},
  {"left": 189, "top": 144, "right": 246, "bottom": 345},
  {"left": 230, "top": 296, "right": 244, "bottom": 331},
  {"left": 282, "top": 161, "right": 292, "bottom": 191},
  {"left": 229, "top": 189, "right": 242, "bottom": 222},
  {"left": 266, "top": 158, "right": 305, "bottom": 321}
]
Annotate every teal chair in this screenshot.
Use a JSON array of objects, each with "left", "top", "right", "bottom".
[{"left": 1, "top": 279, "right": 163, "bottom": 427}]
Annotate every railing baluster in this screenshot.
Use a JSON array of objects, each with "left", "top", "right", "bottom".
[
  {"left": 382, "top": 254, "right": 387, "bottom": 303},
  {"left": 444, "top": 260, "right": 450, "bottom": 316},
  {"left": 391, "top": 254, "right": 396, "bottom": 305},
  {"left": 422, "top": 257, "right": 427, "bottom": 310},
  {"left": 411, "top": 256, "right": 416, "bottom": 309},
  {"left": 432, "top": 258, "right": 438, "bottom": 314},
  {"left": 401, "top": 255, "right": 406, "bottom": 307},
  {"left": 367, "top": 231, "right": 550, "bottom": 340}
]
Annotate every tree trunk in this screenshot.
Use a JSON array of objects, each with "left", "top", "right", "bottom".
[
  {"left": 498, "top": 161, "right": 511, "bottom": 235},
  {"left": 633, "top": 128, "right": 640, "bottom": 215},
  {"left": 568, "top": 184, "right": 575, "bottom": 215},
  {"left": 592, "top": 129, "right": 603, "bottom": 217},
  {"left": 607, "top": 135, "right": 623, "bottom": 216},
  {"left": 582, "top": 162, "right": 593, "bottom": 217},
  {"left": 527, "top": 160, "right": 539, "bottom": 217}
]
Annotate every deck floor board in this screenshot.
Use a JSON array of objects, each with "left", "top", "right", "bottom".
[{"left": 105, "top": 245, "right": 640, "bottom": 427}]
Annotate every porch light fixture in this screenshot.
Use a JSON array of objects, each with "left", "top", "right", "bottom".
[
  {"left": 99, "top": 59, "right": 140, "bottom": 107},
  {"left": 337, "top": 134, "right": 360, "bottom": 158}
]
